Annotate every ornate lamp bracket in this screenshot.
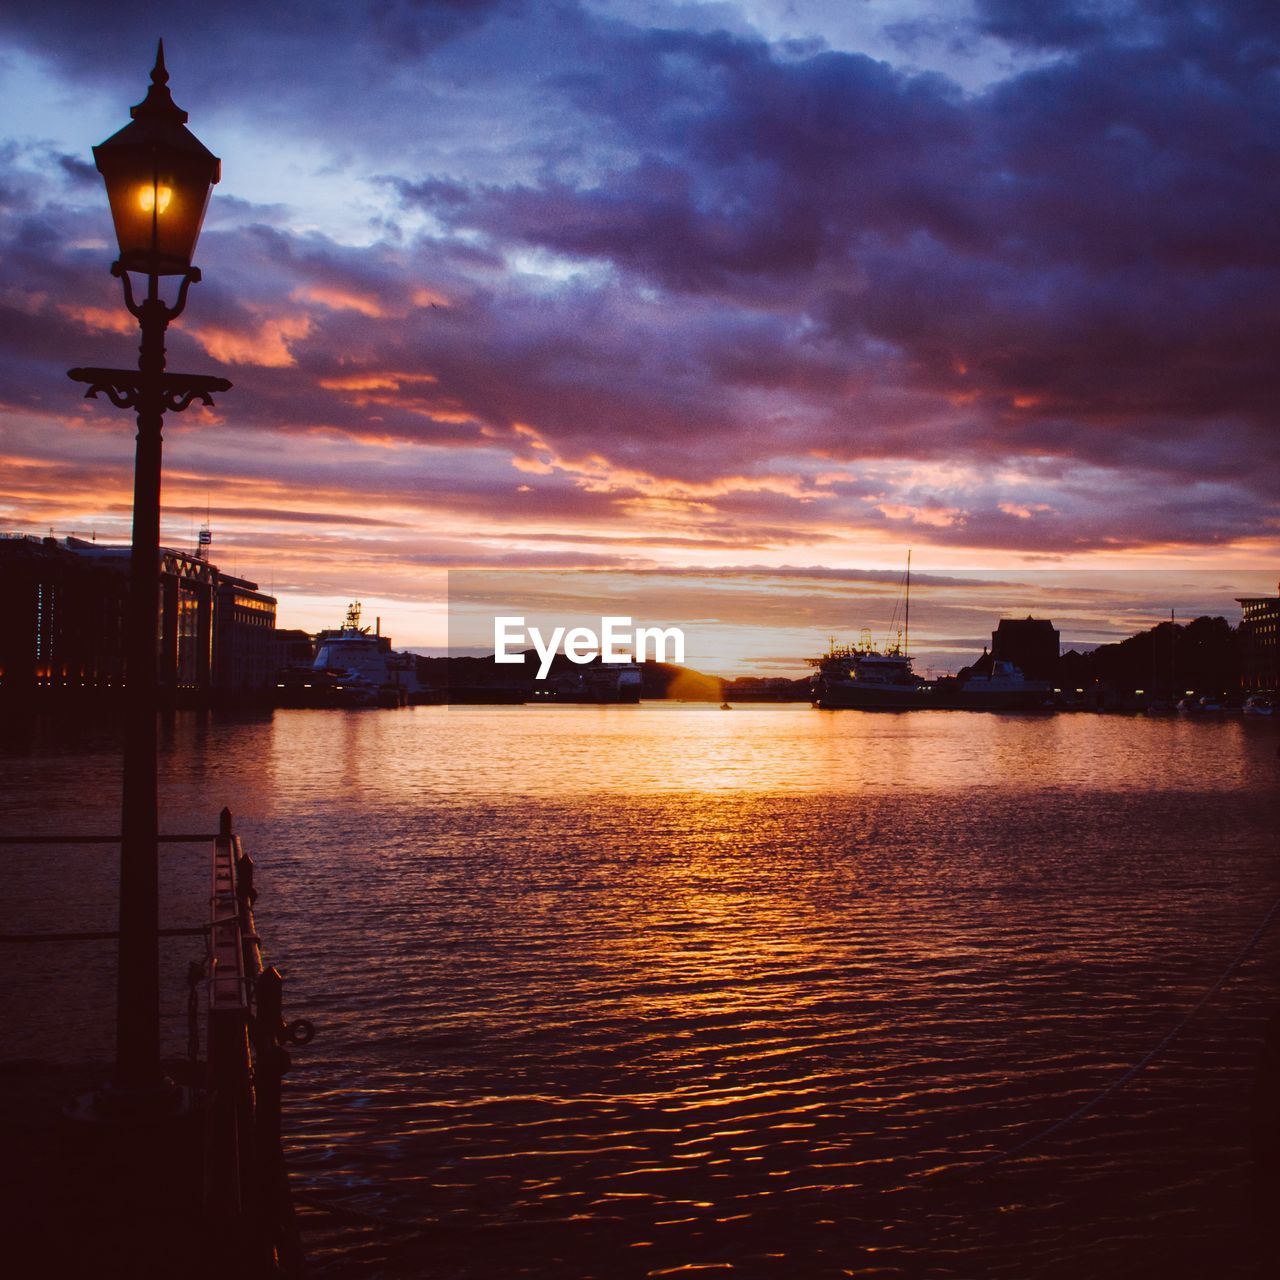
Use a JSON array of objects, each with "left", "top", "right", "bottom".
[
  {"left": 67, "top": 367, "right": 232, "bottom": 412},
  {"left": 111, "top": 259, "right": 203, "bottom": 323}
]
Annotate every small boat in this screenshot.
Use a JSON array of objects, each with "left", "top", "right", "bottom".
[
  {"left": 1178, "top": 694, "right": 1225, "bottom": 715},
  {"left": 1243, "top": 694, "right": 1275, "bottom": 717},
  {"left": 274, "top": 665, "right": 379, "bottom": 708},
  {"left": 719, "top": 702, "right": 732, "bottom": 710},
  {"left": 934, "top": 659, "right": 1055, "bottom": 711}
]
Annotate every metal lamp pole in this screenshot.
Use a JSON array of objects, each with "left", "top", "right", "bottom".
[{"left": 68, "top": 43, "right": 229, "bottom": 1098}]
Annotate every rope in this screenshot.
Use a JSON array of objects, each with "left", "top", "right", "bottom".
[{"left": 944, "top": 886, "right": 1280, "bottom": 1179}]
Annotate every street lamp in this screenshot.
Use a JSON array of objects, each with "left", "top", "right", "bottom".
[
  {"left": 68, "top": 41, "right": 231, "bottom": 1102},
  {"left": 92, "top": 40, "right": 220, "bottom": 279}
]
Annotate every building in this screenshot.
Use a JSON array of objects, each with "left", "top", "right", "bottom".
[
  {"left": 214, "top": 574, "right": 278, "bottom": 692},
  {"left": 159, "top": 543, "right": 217, "bottom": 691},
  {"left": 1237, "top": 585, "right": 1279, "bottom": 692},
  {"left": 272, "top": 628, "right": 314, "bottom": 672},
  {"left": 1, "top": 533, "right": 275, "bottom": 700},
  {"left": 0, "top": 534, "right": 129, "bottom": 692},
  {"left": 1, "top": 534, "right": 215, "bottom": 696},
  {"left": 990, "top": 616, "right": 1060, "bottom": 681}
]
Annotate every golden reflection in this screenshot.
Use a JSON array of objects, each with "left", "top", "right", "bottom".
[{"left": 12, "top": 705, "right": 1273, "bottom": 1276}]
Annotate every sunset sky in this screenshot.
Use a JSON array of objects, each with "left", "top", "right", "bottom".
[{"left": 1, "top": 1, "right": 1277, "bottom": 650}]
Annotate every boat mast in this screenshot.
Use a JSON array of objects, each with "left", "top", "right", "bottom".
[{"left": 905, "top": 550, "right": 911, "bottom": 657}]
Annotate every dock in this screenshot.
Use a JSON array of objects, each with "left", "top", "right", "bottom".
[{"left": 0, "top": 811, "right": 306, "bottom": 1277}]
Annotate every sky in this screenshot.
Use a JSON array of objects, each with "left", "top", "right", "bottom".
[{"left": 1, "top": 0, "right": 1277, "bottom": 651}]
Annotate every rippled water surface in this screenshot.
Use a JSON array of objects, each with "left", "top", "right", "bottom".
[{"left": 4, "top": 705, "right": 1279, "bottom": 1278}]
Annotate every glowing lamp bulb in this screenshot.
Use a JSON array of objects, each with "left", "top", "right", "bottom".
[{"left": 139, "top": 184, "right": 173, "bottom": 214}]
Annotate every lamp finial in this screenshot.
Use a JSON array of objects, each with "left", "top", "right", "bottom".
[{"left": 131, "top": 38, "right": 187, "bottom": 125}]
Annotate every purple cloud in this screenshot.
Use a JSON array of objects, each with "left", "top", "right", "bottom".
[{"left": 0, "top": 0, "right": 1276, "bottom": 622}]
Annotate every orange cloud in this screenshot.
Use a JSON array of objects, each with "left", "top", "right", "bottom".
[
  {"left": 193, "top": 314, "right": 312, "bottom": 367},
  {"left": 512, "top": 455, "right": 556, "bottom": 475},
  {"left": 419, "top": 409, "right": 476, "bottom": 425},
  {"left": 875, "top": 501, "right": 962, "bottom": 528},
  {"left": 999, "top": 501, "right": 1054, "bottom": 519},
  {"left": 318, "top": 372, "right": 439, "bottom": 392},
  {"left": 291, "top": 285, "right": 386, "bottom": 317},
  {"left": 59, "top": 304, "right": 136, "bottom": 336},
  {"left": 506, "top": 425, "right": 843, "bottom": 505}
]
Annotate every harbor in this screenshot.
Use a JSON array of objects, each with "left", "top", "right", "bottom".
[
  {"left": 2, "top": 4, "right": 1279, "bottom": 1277},
  {"left": 5, "top": 705, "right": 1279, "bottom": 1277},
  {"left": 3, "top": 537, "right": 1278, "bottom": 713}
]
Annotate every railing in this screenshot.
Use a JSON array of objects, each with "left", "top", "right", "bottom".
[
  {"left": 0, "top": 809, "right": 309, "bottom": 1277},
  {"left": 208, "top": 807, "right": 309, "bottom": 1275}
]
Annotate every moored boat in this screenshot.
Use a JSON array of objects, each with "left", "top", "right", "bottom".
[
  {"left": 276, "top": 602, "right": 423, "bottom": 707},
  {"left": 275, "top": 664, "right": 379, "bottom": 708},
  {"left": 531, "top": 662, "right": 643, "bottom": 703},
  {"left": 934, "top": 659, "right": 1055, "bottom": 711},
  {"left": 809, "top": 636, "right": 932, "bottom": 709},
  {"left": 1178, "top": 694, "right": 1226, "bottom": 715},
  {"left": 809, "top": 554, "right": 932, "bottom": 710}
]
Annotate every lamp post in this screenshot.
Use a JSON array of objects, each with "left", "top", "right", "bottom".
[{"left": 69, "top": 41, "right": 230, "bottom": 1100}]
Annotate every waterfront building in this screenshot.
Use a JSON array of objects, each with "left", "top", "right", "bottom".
[
  {"left": 0, "top": 533, "right": 275, "bottom": 698},
  {"left": 1, "top": 534, "right": 214, "bottom": 695},
  {"left": 273, "top": 628, "right": 314, "bottom": 670},
  {"left": 214, "top": 574, "right": 278, "bottom": 691},
  {"left": 1237, "top": 585, "right": 1279, "bottom": 692},
  {"left": 0, "top": 534, "right": 129, "bottom": 692},
  {"left": 990, "top": 616, "right": 1060, "bottom": 681}
]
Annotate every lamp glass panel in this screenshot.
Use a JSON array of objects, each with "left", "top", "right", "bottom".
[{"left": 99, "top": 147, "right": 214, "bottom": 274}]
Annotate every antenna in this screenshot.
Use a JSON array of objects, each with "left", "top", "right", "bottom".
[{"left": 196, "top": 518, "right": 212, "bottom": 561}]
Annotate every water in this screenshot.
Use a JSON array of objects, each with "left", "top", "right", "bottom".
[{"left": 3, "top": 705, "right": 1279, "bottom": 1277}]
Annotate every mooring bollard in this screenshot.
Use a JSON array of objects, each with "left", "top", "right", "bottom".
[
  {"left": 236, "top": 850, "right": 257, "bottom": 907},
  {"left": 254, "top": 966, "right": 289, "bottom": 1148}
]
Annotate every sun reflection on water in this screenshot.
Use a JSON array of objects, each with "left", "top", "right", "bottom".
[{"left": 2, "top": 706, "right": 1277, "bottom": 1277}]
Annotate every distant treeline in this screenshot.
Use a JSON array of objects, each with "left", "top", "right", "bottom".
[{"left": 1056, "top": 616, "right": 1238, "bottom": 695}]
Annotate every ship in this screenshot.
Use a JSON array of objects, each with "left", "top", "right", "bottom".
[
  {"left": 809, "top": 554, "right": 1055, "bottom": 712},
  {"left": 277, "top": 602, "right": 423, "bottom": 707},
  {"left": 809, "top": 553, "right": 932, "bottom": 710},
  {"left": 809, "top": 632, "right": 933, "bottom": 709}
]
